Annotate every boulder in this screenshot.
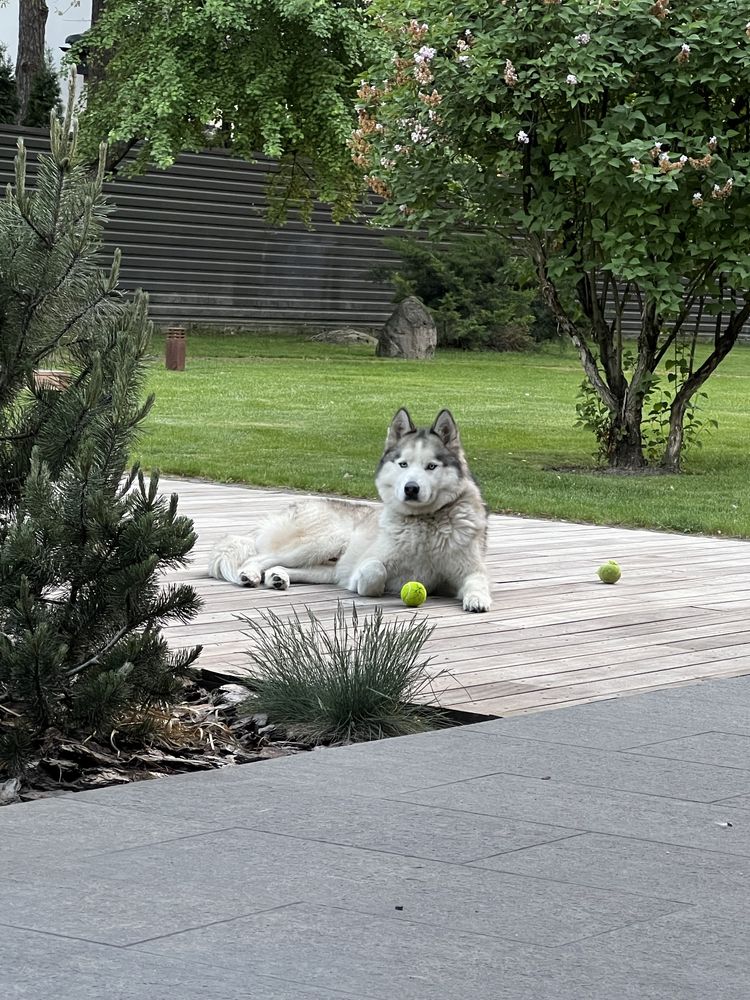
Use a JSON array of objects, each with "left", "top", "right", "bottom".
[{"left": 376, "top": 296, "right": 437, "bottom": 360}]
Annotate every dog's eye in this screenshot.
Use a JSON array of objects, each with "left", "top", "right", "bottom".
[
  {"left": 426, "top": 462, "right": 438, "bottom": 471},
  {"left": 398, "top": 461, "right": 408, "bottom": 468}
]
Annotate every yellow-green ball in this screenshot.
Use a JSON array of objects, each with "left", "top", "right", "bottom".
[
  {"left": 597, "top": 561, "right": 621, "bottom": 584},
  {"left": 401, "top": 581, "right": 427, "bottom": 606}
]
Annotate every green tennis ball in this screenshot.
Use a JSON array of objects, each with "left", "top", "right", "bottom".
[
  {"left": 401, "top": 581, "right": 427, "bottom": 606},
  {"left": 597, "top": 561, "right": 621, "bottom": 584}
]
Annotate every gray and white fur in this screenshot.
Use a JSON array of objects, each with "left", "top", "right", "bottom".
[{"left": 208, "top": 408, "right": 492, "bottom": 612}]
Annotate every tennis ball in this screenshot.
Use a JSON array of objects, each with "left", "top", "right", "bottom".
[
  {"left": 401, "top": 581, "right": 427, "bottom": 606},
  {"left": 597, "top": 561, "right": 622, "bottom": 584}
]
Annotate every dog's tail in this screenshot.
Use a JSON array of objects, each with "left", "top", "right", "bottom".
[{"left": 207, "top": 534, "right": 258, "bottom": 585}]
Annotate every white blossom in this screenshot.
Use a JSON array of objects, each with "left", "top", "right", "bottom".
[
  {"left": 659, "top": 152, "right": 670, "bottom": 162},
  {"left": 680, "top": 43, "right": 690, "bottom": 55},
  {"left": 566, "top": 73, "right": 579, "bottom": 85},
  {"left": 692, "top": 192, "right": 703, "bottom": 205},
  {"left": 458, "top": 54, "right": 471, "bottom": 64},
  {"left": 575, "top": 32, "right": 591, "bottom": 45},
  {"left": 629, "top": 157, "right": 640, "bottom": 165},
  {"left": 414, "top": 45, "right": 436, "bottom": 64},
  {"left": 411, "top": 123, "right": 430, "bottom": 143},
  {"left": 398, "top": 204, "right": 409, "bottom": 213},
  {"left": 517, "top": 130, "right": 530, "bottom": 144},
  {"left": 709, "top": 135, "right": 718, "bottom": 146},
  {"left": 679, "top": 154, "right": 688, "bottom": 163}
]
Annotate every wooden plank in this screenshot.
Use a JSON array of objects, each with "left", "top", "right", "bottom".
[{"left": 159, "top": 476, "right": 750, "bottom": 718}]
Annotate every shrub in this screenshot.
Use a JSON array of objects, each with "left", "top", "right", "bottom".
[
  {"left": 238, "top": 604, "right": 441, "bottom": 744},
  {"left": 374, "top": 233, "right": 556, "bottom": 351},
  {"left": 0, "top": 104, "right": 201, "bottom": 775}
]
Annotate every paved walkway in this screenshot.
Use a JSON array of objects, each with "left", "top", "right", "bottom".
[
  {"left": 163, "top": 477, "right": 750, "bottom": 716},
  {"left": 3, "top": 674, "right": 750, "bottom": 998}
]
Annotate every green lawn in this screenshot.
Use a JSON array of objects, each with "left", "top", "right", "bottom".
[{"left": 137, "top": 330, "right": 750, "bottom": 537}]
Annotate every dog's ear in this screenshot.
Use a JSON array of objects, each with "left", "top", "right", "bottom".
[
  {"left": 386, "top": 408, "right": 416, "bottom": 449},
  {"left": 431, "top": 409, "right": 461, "bottom": 449}
]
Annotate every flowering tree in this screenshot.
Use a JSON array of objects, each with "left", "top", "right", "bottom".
[
  {"left": 356, "top": 1, "right": 750, "bottom": 470},
  {"left": 76, "top": 0, "right": 375, "bottom": 219}
]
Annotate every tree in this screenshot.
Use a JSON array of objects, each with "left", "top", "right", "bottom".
[
  {"left": 0, "top": 44, "right": 18, "bottom": 123},
  {"left": 15, "top": 0, "right": 48, "bottom": 125},
  {"left": 358, "top": 1, "right": 750, "bottom": 471},
  {"left": 23, "top": 47, "right": 61, "bottom": 127},
  {"left": 0, "top": 105, "right": 201, "bottom": 772},
  {"left": 75, "top": 0, "right": 376, "bottom": 219}
]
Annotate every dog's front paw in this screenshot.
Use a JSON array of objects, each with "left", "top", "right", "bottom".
[
  {"left": 462, "top": 592, "right": 492, "bottom": 613},
  {"left": 354, "top": 558, "right": 387, "bottom": 598},
  {"left": 265, "top": 567, "right": 290, "bottom": 591},
  {"left": 238, "top": 560, "right": 262, "bottom": 587}
]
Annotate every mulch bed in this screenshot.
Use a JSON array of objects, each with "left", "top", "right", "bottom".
[{"left": 0, "top": 671, "right": 311, "bottom": 806}]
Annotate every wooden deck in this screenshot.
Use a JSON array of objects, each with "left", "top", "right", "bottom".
[{"left": 162, "top": 476, "right": 750, "bottom": 718}]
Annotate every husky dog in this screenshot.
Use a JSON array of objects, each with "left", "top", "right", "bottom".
[{"left": 208, "top": 409, "right": 492, "bottom": 612}]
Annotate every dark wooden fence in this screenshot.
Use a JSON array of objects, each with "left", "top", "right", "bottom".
[
  {"left": 2, "top": 125, "right": 747, "bottom": 340},
  {"left": 0, "top": 126, "right": 399, "bottom": 330}
]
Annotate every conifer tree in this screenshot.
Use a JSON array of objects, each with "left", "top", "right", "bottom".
[
  {"left": 0, "top": 44, "right": 18, "bottom": 124},
  {"left": 0, "top": 101, "right": 201, "bottom": 773},
  {"left": 24, "top": 49, "right": 62, "bottom": 128}
]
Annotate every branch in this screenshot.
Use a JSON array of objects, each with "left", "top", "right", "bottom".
[
  {"left": 654, "top": 261, "right": 719, "bottom": 367},
  {"left": 66, "top": 625, "right": 130, "bottom": 678},
  {"left": 671, "top": 298, "right": 750, "bottom": 412},
  {"left": 526, "top": 233, "right": 617, "bottom": 411}
]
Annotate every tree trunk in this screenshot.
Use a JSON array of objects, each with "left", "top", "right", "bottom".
[
  {"left": 15, "top": 0, "right": 48, "bottom": 125},
  {"left": 662, "top": 300, "right": 750, "bottom": 472},
  {"left": 88, "top": 0, "right": 109, "bottom": 90},
  {"left": 607, "top": 403, "right": 647, "bottom": 470}
]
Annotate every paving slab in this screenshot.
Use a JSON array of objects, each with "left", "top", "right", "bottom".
[
  {"left": 401, "top": 772, "right": 750, "bottom": 855},
  {"left": 451, "top": 673, "right": 750, "bottom": 749},
  {"left": 500, "top": 907, "right": 750, "bottom": 1000},
  {"left": 1, "top": 824, "right": 681, "bottom": 948},
  {"left": 79, "top": 776, "right": 582, "bottom": 864},
  {"left": 624, "top": 731, "right": 750, "bottom": 770},
  {"left": 469, "top": 831, "right": 750, "bottom": 909},
  {"left": 0, "top": 923, "right": 370, "bottom": 1000},
  {"left": 133, "top": 901, "right": 544, "bottom": 1000},
  {"left": 3, "top": 676, "right": 750, "bottom": 998},
  {"left": 0, "top": 795, "right": 228, "bottom": 871}
]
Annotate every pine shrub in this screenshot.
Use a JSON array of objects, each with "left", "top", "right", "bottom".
[{"left": 0, "top": 104, "right": 201, "bottom": 774}]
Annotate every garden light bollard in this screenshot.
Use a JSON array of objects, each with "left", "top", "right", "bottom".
[{"left": 165, "top": 326, "right": 186, "bottom": 371}]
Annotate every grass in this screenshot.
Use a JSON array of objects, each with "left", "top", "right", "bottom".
[
  {"left": 137, "top": 328, "right": 750, "bottom": 537},
  {"left": 238, "top": 604, "right": 440, "bottom": 743}
]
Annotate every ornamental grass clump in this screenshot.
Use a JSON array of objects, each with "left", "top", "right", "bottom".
[{"left": 239, "top": 603, "right": 440, "bottom": 744}]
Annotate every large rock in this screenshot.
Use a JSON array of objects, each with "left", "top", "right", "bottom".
[{"left": 377, "top": 296, "right": 437, "bottom": 360}]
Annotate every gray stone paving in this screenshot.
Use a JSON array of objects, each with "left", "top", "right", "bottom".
[{"left": 2, "top": 676, "right": 750, "bottom": 999}]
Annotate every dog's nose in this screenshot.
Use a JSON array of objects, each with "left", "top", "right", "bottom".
[{"left": 404, "top": 481, "right": 420, "bottom": 500}]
